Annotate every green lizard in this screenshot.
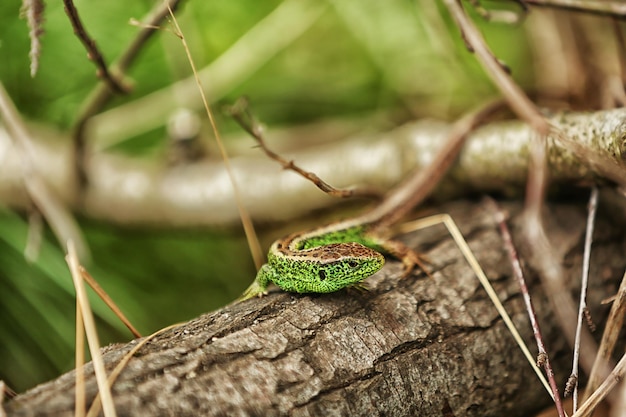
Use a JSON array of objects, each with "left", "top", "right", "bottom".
[
  {"left": 240, "top": 104, "right": 485, "bottom": 300},
  {"left": 240, "top": 216, "right": 426, "bottom": 299}
]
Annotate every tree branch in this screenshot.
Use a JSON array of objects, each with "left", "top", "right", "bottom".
[{"left": 5, "top": 200, "right": 625, "bottom": 416}]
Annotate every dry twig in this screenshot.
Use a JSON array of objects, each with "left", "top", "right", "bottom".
[{"left": 227, "top": 98, "right": 383, "bottom": 200}]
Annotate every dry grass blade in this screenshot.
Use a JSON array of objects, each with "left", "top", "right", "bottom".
[
  {"left": 75, "top": 297, "right": 85, "bottom": 417},
  {"left": 66, "top": 240, "right": 117, "bottom": 417},
  {"left": 612, "top": 378, "right": 626, "bottom": 417},
  {"left": 88, "top": 0, "right": 326, "bottom": 150},
  {"left": 0, "top": 81, "right": 89, "bottom": 261}
]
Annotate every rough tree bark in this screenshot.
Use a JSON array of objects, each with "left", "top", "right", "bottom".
[{"left": 4, "top": 199, "right": 625, "bottom": 417}]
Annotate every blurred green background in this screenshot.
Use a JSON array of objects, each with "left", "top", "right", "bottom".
[{"left": 0, "top": 0, "right": 529, "bottom": 391}]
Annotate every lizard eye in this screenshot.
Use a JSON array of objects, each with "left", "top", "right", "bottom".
[
  {"left": 348, "top": 260, "right": 358, "bottom": 268},
  {"left": 319, "top": 270, "right": 327, "bottom": 281}
]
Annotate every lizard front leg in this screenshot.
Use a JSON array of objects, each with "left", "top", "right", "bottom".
[
  {"left": 376, "top": 238, "right": 430, "bottom": 278},
  {"left": 240, "top": 264, "right": 275, "bottom": 300}
]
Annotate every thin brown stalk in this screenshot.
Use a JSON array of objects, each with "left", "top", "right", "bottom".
[
  {"left": 80, "top": 266, "right": 142, "bottom": 338},
  {"left": 487, "top": 197, "right": 565, "bottom": 417},
  {"left": 62, "top": 0, "right": 127, "bottom": 94},
  {"left": 442, "top": 0, "right": 549, "bottom": 134},
  {"left": 166, "top": 6, "right": 263, "bottom": 269},
  {"left": 441, "top": 4, "right": 559, "bottom": 305}
]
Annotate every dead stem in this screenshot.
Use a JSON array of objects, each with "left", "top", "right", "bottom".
[
  {"left": 62, "top": 0, "right": 128, "bottom": 94},
  {"left": 442, "top": 0, "right": 549, "bottom": 134},
  {"left": 487, "top": 197, "right": 565, "bottom": 417},
  {"left": 370, "top": 99, "right": 507, "bottom": 229},
  {"left": 569, "top": 187, "right": 598, "bottom": 411}
]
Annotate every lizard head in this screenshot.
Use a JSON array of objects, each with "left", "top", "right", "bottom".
[{"left": 303, "top": 242, "right": 385, "bottom": 293}]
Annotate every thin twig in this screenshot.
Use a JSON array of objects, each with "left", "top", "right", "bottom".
[
  {"left": 441, "top": 4, "right": 559, "bottom": 311},
  {"left": 486, "top": 198, "right": 565, "bottom": 417},
  {"left": 568, "top": 187, "right": 598, "bottom": 411},
  {"left": 166, "top": 6, "right": 264, "bottom": 269},
  {"left": 80, "top": 266, "right": 142, "bottom": 338},
  {"left": 227, "top": 98, "right": 383, "bottom": 200},
  {"left": 62, "top": 0, "right": 127, "bottom": 94}
]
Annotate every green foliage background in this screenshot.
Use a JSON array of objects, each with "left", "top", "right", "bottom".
[{"left": 0, "top": 0, "right": 528, "bottom": 391}]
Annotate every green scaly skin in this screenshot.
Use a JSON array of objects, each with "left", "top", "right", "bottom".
[{"left": 241, "top": 219, "right": 423, "bottom": 300}]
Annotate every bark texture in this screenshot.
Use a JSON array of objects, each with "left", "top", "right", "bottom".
[{"left": 5, "top": 199, "right": 626, "bottom": 417}]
